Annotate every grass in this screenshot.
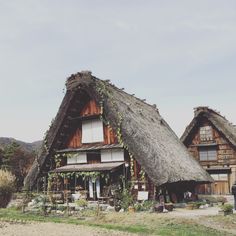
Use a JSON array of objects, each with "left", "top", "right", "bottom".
[{"left": 0, "top": 208, "right": 233, "bottom": 236}]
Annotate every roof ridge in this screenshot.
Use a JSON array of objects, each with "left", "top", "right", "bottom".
[
  {"left": 96, "top": 76, "right": 160, "bottom": 114},
  {"left": 194, "top": 106, "right": 226, "bottom": 119}
]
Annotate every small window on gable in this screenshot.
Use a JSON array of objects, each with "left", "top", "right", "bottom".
[
  {"left": 101, "top": 149, "right": 124, "bottom": 162},
  {"left": 82, "top": 119, "right": 104, "bottom": 143},
  {"left": 199, "top": 147, "right": 217, "bottom": 161},
  {"left": 67, "top": 152, "right": 87, "bottom": 164},
  {"left": 200, "top": 126, "right": 213, "bottom": 141}
]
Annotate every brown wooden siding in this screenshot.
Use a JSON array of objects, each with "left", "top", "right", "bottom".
[
  {"left": 80, "top": 99, "right": 101, "bottom": 117},
  {"left": 188, "top": 119, "right": 235, "bottom": 166},
  {"left": 67, "top": 124, "right": 118, "bottom": 148}
]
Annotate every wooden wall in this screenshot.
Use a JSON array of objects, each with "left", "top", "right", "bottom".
[
  {"left": 80, "top": 100, "right": 101, "bottom": 117},
  {"left": 186, "top": 118, "right": 236, "bottom": 194},
  {"left": 187, "top": 119, "right": 236, "bottom": 165}
]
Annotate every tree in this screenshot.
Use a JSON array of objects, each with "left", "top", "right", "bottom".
[
  {"left": 1, "top": 142, "right": 35, "bottom": 190},
  {"left": 0, "top": 148, "right": 4, "bottom": 167}
]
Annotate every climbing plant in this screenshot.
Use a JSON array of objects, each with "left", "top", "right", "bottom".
[{"left": 95, "top": 80, "right": 137, "bottom": 181}]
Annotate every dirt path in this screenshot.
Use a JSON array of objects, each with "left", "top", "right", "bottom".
[
  {"left": 167, "top": 207, "right": 236, "bottom": 235},
  {"left": 0, "top": 221, "right": 135, "bottom": 236}
]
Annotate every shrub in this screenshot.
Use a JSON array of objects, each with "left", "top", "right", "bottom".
[
  {"left": 134, "top": 200, "right": 155, "bottom": 212},
  {"left": 221, "top": 203, "right": 233, "bottom": 212},
  {"left": 0, "top": 169, "right": 16, "bottom": 208},
  {"left": 120, "top": 188, "right": 134, "bottom": 211},
  {"left": 75, "top": 199, "right": 88, "bottom": 208}
]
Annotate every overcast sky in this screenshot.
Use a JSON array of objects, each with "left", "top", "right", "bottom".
[{"left": 0, "top": 0, "right": 235, "bottom": 142}]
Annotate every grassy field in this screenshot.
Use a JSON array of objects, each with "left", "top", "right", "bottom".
[{"left": 0, "top": 208, "right": 235, "bottom": 236}]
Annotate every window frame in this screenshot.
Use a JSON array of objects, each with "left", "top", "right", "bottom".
[
  {"left": 101, "top": 149, "right": 124, "bottom": 163},
  {"left": 199, "top": 126, "right": 213, "bottom": 141},
  {"left": 199, "top": 146, "right": 217, "bottom": 161},
  {"left": 82, "top": 119, "right": 104, "bottom": 143},
  {"left": 67, "top": 152, "right": 87, "bottom": 165}
]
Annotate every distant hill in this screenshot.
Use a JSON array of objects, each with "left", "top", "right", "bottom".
[{"left": 0, "top": 137, "right": 42, "bottom": 153}]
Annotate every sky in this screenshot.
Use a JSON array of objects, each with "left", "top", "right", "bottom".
[{"left": 0, "top": 0, "right": 236, "bottom": 142}]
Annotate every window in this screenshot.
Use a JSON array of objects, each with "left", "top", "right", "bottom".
[
  {"left": 210, "top": 174, "right": 228, "bottom": 181},
  {"left": 67, "top": 152, "right": 87, "bottom": 164},
  {"left": 199, "top": 147, "right": 217, "bottom": 161},
  {"left": 200, "top": 126, "right": 213, "bottom": 141},
  {"left": 101, "top": 149, "right": 124, "bottom": 162},
  {"left": 82, "top": 119, "right": 104, "bottom": 143}
]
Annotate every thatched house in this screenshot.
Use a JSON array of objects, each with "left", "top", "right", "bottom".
[
  {"left": 181, "top": 107, "right": 236, "bottom": 195},
  {"left": 25, "top": 71, "right": 211, "bottom": 201}
]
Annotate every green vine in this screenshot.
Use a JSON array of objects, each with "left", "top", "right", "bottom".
[
  {"left": 139, "top": 168, "right": 146, "bottom": 182},
  {"left": 95, "top": 80, "right": 137, "bottom": 184},
  {"left": 48, "top": 171, "right": 110, "bottom": 186}
]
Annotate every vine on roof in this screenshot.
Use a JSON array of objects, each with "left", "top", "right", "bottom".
[{"left": 95, "top": 80, "right": 136, "bottom": 182}]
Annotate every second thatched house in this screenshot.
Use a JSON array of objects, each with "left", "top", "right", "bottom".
[
  {"left": 181, "top": 107, "right": 236, "bottom": 195},
  {"left": 25, "top": 71, "right": 211, "bottom": 202}
]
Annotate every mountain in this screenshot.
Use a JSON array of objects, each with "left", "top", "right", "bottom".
[{"left": 0, "top": 137, "right": 42, "bottom": 153}]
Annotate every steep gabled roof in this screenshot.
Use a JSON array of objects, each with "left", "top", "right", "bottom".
[
  {"left": 24, "top": 72, "right": 212, "bottom": 189},
  {"left": 181, "top": 106, "right": 236, "bottom": 147}
]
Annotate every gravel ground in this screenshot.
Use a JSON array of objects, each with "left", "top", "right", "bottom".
[{"left": 0, "top": 222, "right": 135, "bottom": 236}]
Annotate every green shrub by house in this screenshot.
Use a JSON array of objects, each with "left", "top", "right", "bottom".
[{"left": 221, "top": 203, "right": 233, "bottom": 213}]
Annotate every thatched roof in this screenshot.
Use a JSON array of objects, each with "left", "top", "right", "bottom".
[
  {"left": 24, "top": 72, "right": 212, "bottom": 189},
  {"left": 181, "top": 106, "right": 236, "bottom": 147}
]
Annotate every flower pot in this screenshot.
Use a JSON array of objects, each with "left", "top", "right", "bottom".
[
  {"left": 165, "top": 203, "right": 174, "bottom": 212},
  {"left": 154, "top": 204, "right": 163, "bottom": 213},
  {"left": 224, "top": 210, "right": 233, "bottom": 216},
  {"left": 115, "top": 205, "right": 121, "bottom": 212}
]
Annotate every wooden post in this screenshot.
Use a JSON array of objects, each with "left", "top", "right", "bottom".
[{"left": 74, "top": 174, "right": 77, "bottom": 192}]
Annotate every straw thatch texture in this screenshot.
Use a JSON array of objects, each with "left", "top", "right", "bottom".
[{"left": 181, "top": 107, "right": 236, "bottom": 147}]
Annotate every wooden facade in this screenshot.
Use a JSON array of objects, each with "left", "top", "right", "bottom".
[
  {"left": 182, "top": 107, "right": 236, "bottom": 195},
  {"left": 51, "top": 98, "right": 155, "bottom": 200}
]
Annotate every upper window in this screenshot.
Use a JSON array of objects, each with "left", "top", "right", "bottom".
[
  {"left": 200, "top": 126, "right": 213, "bottom": 141},
  {"left": 199, "top": 147, "right": 217, "bottom": 161},
  {"left": 82, "top": 119, "right": 104, "bottom": 143},
  {"left": 101, "top": 149, "right": 124, "bottom": 162},
  {"left": 67, "top": 152, "right": 87, "bottom": 164}
]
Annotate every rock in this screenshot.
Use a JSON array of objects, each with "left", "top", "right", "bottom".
[
  {"left": 163, "top": 208, "right": 169, "bottom": 213},
  {"left": 106, "top": 206, "right": 115, "bottom": 212},
  {"left": 56, "top": 210, "right": 64, "bottom": 215}
]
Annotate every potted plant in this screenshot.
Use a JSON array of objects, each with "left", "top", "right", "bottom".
[
  {"left": 220, "top": 203, "right": 233, "bottom": 216},
  {"left": 165, "top": 203, "right": 174, "bottom": 211}
]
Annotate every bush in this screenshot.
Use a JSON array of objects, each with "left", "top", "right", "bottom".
[
  {"left": 0, "top": 169, "right": 16, "bottom": 208},
  {"left": 221, "top": 203, "right": 233, "bottom": 212},
  {"left": 75, "top": 199, "right": 88, "bottom": 208},
  {"left": 120, "top": 188, "right": 134, "bottom": 211},
  {"left": 134, "top": 201, "right": 155, "bottom": 212}
]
